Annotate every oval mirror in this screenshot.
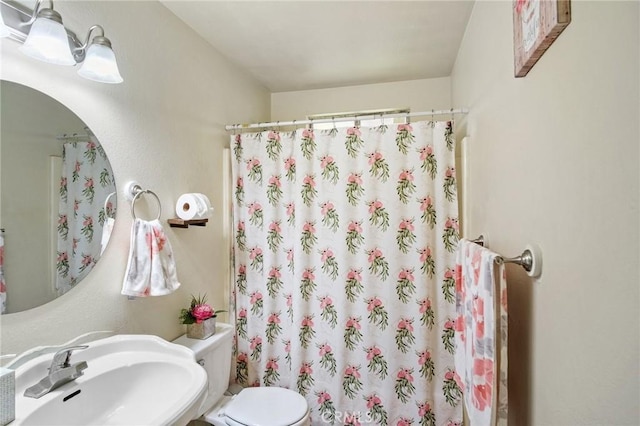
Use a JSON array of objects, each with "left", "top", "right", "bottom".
[{"left": 0, "top": 80, "right": 117, "bottom": 314}]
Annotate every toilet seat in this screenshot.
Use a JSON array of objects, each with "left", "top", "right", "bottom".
[{"left": 224, "top": 387, "right": 309, "bottom": 426}]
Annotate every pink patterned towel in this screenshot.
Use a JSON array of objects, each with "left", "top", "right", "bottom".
[
  {"left": 454, "top": 239, "right": 508, "bottom": 425},
  {"left": 122, "top": 219, "right": 180, "bottom": 297}
]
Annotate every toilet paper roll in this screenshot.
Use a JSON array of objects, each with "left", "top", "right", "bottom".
[
  {"left": 176, "top": 193, "right": 213, "bottom": 220},
  {"left": 195, "top": 193, "right": 214, "bottom": 219}
]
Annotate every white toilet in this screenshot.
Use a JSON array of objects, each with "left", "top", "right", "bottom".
[{"left": 173, "top": 323, "right": 311, "bottom": 426}]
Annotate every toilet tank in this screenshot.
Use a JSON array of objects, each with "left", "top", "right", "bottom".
[{"left": 173, "top": 322, "right": 233, "bottom": 417}]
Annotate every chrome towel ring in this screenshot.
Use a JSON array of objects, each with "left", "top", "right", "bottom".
[{"left": 127, "top": 183, "right": 161, "bottom": 221}]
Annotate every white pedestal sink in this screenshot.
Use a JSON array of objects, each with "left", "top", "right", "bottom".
[{"left": 11, "top": 335, "right": 207, "bottom": 425}]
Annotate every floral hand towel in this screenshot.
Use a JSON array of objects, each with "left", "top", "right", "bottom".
[
  {"left": 122, "top": 219, "right": 180, "bottom": 297},
  {"left": 454, "top": 239, "right": 508, "bottom": 425}
]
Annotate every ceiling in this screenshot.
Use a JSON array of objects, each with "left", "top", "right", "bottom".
[{"left": 160, "top": 1, "right": 475, "bottom": 92}]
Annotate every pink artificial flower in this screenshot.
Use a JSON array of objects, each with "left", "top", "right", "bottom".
[{"left": 192, "top": 304, "right": 214, "bottom": 323}]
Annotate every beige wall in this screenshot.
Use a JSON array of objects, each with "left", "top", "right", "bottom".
[
  {"left": 0, "top": 1, "right": 270, "bottom": 355},
  {"left": 452, "top": 1, "right": 639, "bottom": 425},
  {"left": 271, "top": 77, "right": 451, "bottom": 120}
]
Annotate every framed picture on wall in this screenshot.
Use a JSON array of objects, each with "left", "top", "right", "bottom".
[{"left": 513, "top": 0, "right": 571, "bottom": 77}]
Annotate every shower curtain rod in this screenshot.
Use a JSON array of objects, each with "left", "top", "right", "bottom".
[{"left": 225, "top": 107, "right": 469, "bottom": 131}]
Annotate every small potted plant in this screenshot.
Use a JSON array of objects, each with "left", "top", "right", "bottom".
[{"left": 180, "top": 294, "right": 225, "bottom": 340}]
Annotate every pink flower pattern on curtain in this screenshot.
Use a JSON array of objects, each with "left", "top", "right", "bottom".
[
  {"left": 56, "top": 140, "right": 115, "bottom": 296},
  {"left": 231, "top": 121, "right": 462, "bottom": 425}
]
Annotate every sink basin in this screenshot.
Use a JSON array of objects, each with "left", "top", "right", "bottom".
[{"left": 12, "top": 335, "right": 207, "bottom": 426}]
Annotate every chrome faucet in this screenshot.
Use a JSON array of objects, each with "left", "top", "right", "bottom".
[{"left": 24, "top": 345, "right": 89, "bottom": 399}]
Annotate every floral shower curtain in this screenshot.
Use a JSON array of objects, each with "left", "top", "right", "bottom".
[
  {"left": 231, "top": 121, "right": 462, "bottom": 425},
  {"left": 56, "top": 139, "right": 115, "bottom": 296}
]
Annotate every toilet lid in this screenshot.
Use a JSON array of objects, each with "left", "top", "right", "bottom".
[{"left": 225, "top": 387, "right": 308, "bottom": 426}]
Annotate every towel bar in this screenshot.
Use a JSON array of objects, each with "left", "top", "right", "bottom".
[{"left": 470, "top": 235, "right": 542, "bottom": 277}]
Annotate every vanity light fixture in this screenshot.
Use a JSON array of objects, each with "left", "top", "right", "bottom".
[
  {"left": 76, "top": 25, "right": 123, "bottom": 84},
  {"left": 0, "top": 0, "right": 123, "bottom": 83},
  {"left": 18, "top": 0, "right": 75, "bottom": 65}
]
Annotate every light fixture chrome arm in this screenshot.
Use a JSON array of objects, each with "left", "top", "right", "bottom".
[
  {"left": 18, "top": 0, "right": 50, "bottom": 27},
  {"left": 75, "top": 24, "right": 104, "bottom": 52}
]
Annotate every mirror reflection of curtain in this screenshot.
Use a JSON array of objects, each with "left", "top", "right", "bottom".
[{"left": 55, "top": 139, "right": 116, "bottom": 296}]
